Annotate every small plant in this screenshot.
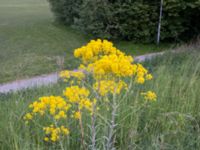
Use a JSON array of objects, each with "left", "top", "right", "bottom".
[{"left": 24, "top": 39, "right": 156, "bottom": 149}]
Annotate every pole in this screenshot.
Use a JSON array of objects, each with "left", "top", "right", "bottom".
[{"left": 157, "top": 0, "right": 163, "bottom": 45}]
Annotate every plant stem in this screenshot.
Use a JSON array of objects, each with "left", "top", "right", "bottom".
[
  {"left": 59, "top": 140, "right": 65, "bottom": 150},
  {"left": 79, "top": 109, "right": 86, "bottom": 150},
  {"left": 106, "top": 92, "right": 117, "bottom": 150},
  {"left": 54, "top": 120, "right": 64, "bottom": 150},
  {"left": 91, "top": 102, "right": 96, "bottom": 150}
]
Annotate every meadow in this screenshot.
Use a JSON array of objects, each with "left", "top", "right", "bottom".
[
  {"left": 0, "top": 49, "right": 199, "bottom": 150},
  {"left": 1, "top": 0, "right": 199, "bottom": 149},
  {"left": 0, "top": 0, "right": 171, "bottom": 83}
]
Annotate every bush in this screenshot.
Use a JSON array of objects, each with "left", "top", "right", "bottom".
[
  {"left": 48, "top": 0, "right": 200, "bottom": 42},
  {"left": 48, "top": 0, "right": 83, "bottom": 25}
]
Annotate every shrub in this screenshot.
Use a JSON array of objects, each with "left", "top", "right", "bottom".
[
  {"left": 48, "top": 0, "right": 83, "bottom": 25},
  {"left": 48, "top": 0, "right": 200, "bottom": 42}
]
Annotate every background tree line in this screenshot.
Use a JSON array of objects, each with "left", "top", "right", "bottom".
[{"left": 48, "top": 0, "right": 200, "bottom": 43}]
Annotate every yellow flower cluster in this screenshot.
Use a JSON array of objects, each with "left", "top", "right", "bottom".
[
  {"left": 73, "top": 111, "right": 81, "bottom": 119},
  {"left": 88, "top": 54, "right": 137, "bottom": 79},
  {"left": 23, "top": 113, "right": 33, "bottom": 121},
  {"left": 93, "top": 80, "right": 127, "bottom": 96},
  {"left": 141, "top": 91, "right": 157, "bottom": 101},
  {"left": 135, "top": 64, "right": 153, "bottom": 84},
  {"left": 60, "top": 70, "right": 85, "bottom": 81},
  {"left": 63, "top": 86, "right": 92, "bottom": 111},
  {"left": 64, "top": 86, "right": 89, "bottom": 102},
  {"left": 74, "top": 39, "right": 124, "bottom": 63},
  {"left": 26, "top": 96, "right": 71, "bottom": 120},
  {"left": 43, "top": 125, "right": 69, "bottom": 142}
]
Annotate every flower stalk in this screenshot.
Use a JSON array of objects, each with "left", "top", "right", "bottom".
[
  {"left": 106, "top": 91, "right": 117, "bottom": 150},
  {"left": 78, "top": 109, "right": 86, "bottom": 150},
  {"left": 91, "top": 102, "right": 96, "bottom": 150}
]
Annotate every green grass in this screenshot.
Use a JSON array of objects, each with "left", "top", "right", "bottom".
[
  {"left": 0, "top": 0, "right": 171, "bottom": 84},
  {"left": 0, "top": 50, "right": 199, "bottom": 149},
  {"left": 0, "top": 0, "right": 88, "bottom": 83}
]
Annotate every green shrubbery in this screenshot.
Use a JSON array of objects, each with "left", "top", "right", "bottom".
[{"left": 48, "top": 0, "right": 200, "bottom": 42}]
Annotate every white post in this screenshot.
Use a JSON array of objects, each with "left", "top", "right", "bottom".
[{"left": 157, "top": 0, "right": 163, "bottom": 45}]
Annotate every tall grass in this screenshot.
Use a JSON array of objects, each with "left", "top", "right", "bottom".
[{"left": 0, "top": 50, "right": 199, "bottom": 150}]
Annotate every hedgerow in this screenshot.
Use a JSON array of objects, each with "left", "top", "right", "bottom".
[{"left": 48, "top": 0, "right": 200, "bottom": 42}]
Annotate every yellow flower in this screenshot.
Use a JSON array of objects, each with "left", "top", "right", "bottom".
[
  {"left": 88, "top": 54, "right": 136, "bottom": 79},
  {"left": 59, "top": 70, "right": 70, "bottom": 79},
  {"left": 141, "top": 91, "right": 157, "bottom": 101},
  {"left": 74, "top": 111, "right": 81, "bottom": 119},
  {"left": 26, "top": 96, "right": 71, "bottom": 120},
  {"left": 60, "top": 70, "right": 85, "bottom": 81},
  {"left": 93, "top": 80, "right": 127, "bottom": 96},
  {"left": 44, "top": 137, "right": 49, "bottom": 142},
  {"left": 79, "top": 99, "right": 92, "bottom": 111},
  {"left": 58, "top": 110, "right": 67, "bottom": 118},
  {"left": 23, "top": 113, "right": 33, "bottom": 120},
  {"left": 74, "top": 39, "right": 124, "bottom": 64},
  {"left": 61, "top": 126, "right": 70, "bottom": 135},
  {"left": 63, "top": 86, "right": 90, "bottom": 103},
  {"left": 136, "top": 77, "right": 145, "bottom": 84},
  {"left": 146, "top": 74, "right": 153, "bottom": 80},
  {"left": 43, "top": 125, "right": 69, "bottom": 142}
]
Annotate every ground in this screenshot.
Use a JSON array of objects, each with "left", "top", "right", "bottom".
[{"left": 0, "top": 0, "right": 171, "bottom": 83}]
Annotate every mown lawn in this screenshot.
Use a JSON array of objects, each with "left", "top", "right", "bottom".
[
  {"left": 0, "top": 0, "right": 171, "bottom": 83},
  {"left": 0, "top": 50, "right": 199, "bottom": 150}
]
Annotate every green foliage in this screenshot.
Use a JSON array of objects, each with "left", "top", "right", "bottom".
[
  {"left": 74, "top": 0, "right": 114, "bottom": 39},
  {"left": 48, "top": 0, "right": 200, "bottom": 42},
  {"left": 47, "top": 0, "right": 83, "bottom": 25},
  {"left": 161, "top": 0, "right": 200, "bottom": 41}
]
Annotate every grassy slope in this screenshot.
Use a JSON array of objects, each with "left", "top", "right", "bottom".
[
  {"left": 0, "top": 50, "right": 199, "bottom": 149},
  {"left": 0, "top": 0, "right": 88, "bottom": 83},
  {"left": 0, "top": 0, "right": 171, "bottom": 83}
]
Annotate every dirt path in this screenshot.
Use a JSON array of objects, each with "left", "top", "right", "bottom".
[{"left": 0, "top": 52, "right": 164, "bottom": 94}]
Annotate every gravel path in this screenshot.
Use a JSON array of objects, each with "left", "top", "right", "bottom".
[
  {"left": 0, "top": 52, "right": 164, "bottom": 94},
  {"left": 0, "top": 73, "right": 59, "bottom": 93}
]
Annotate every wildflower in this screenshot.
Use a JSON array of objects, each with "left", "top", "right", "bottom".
[
  {"left": 141, "top": 91, "right": 157, "bottom": 101},
  {"left": 23, "top": 113, "right": 33, "bottom": 120},
  {"left": 136, "top": 77, "right": 145, "bottom": 84},
  {"left": 24, "top": 96, "right": 71, "bottom": 120},
  {"left": 60, "top": 70, "right": 85, "bottom": 81},
  {"left": 79, "top": 99, "right": 92, "bottom": 111},
  {"left": 146, "top": 74, "right": 153, "bottom": 80},
  {"left": 74, "top": 39, "right": 124, "bottom": 64},
  {"left": 58, "top": 110, "right": 67, "bottom": 118},
  {"left": 63, "top": 86, "right": 93, "bottom": 112},
  {"left": 43, "top": 125, "right": 69, "bottom": 142},
  {"left": 44, "top": 137, "right": 49, "bottom": 142},
  {"left": 93, "top": 80, "right": 127, "bottom": 96},
  {"left": 61, "top": 126, "right": 70, "bottom": 135},
  {"left": 24, "top": 39, "right": 156, "bottom": 144},
  {"left": 74, "top": 111, "right": 81, "bottom": 119},
  {"left": 63, "top": 86, "right": 90, "bottom": 103},
  {"left": 88, "top": 54, "right": 137, "bottom": 79},
  {"left": 59, "top": 70, "right": 70, "bottom": 79}
]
